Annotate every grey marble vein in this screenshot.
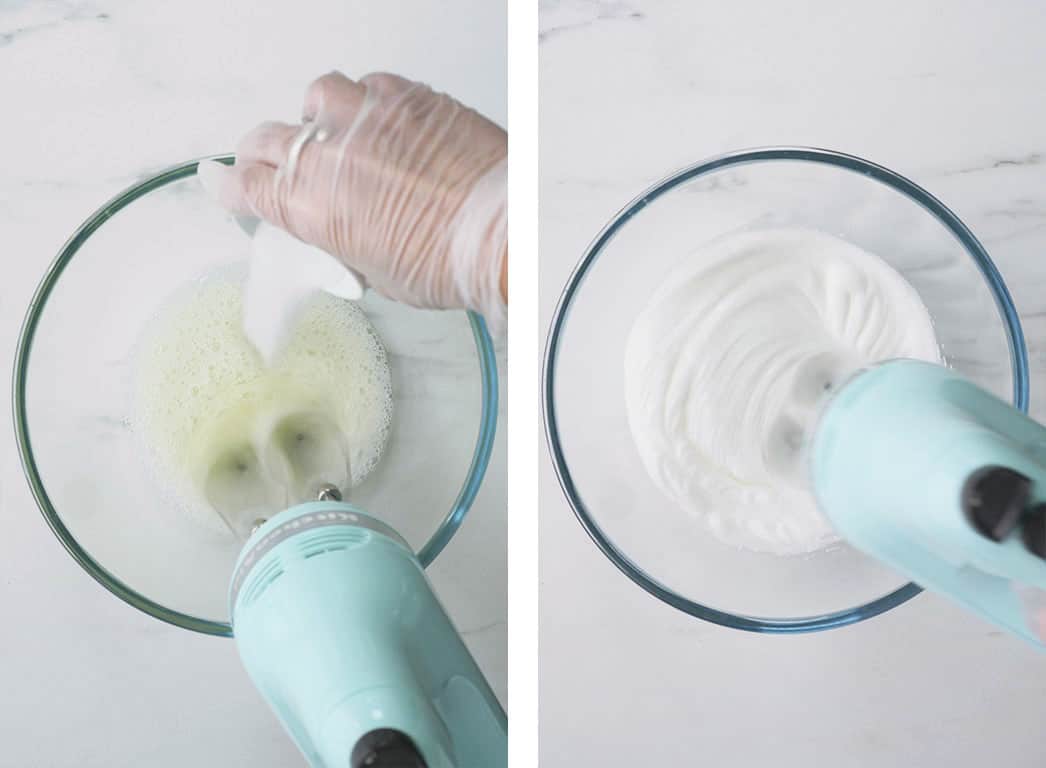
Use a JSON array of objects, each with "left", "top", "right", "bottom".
[
  {"left": 460, "top": 618, "right": 506, "bottom": 637},
  {"left": 0, "top": 1, "right": 109, "bottom": 48},
  {"left": 941, "top": 152, "right": 1045, "bottom": 178},
  {"left": 539, "top": 0, "right": 644, "bottom": 42}
]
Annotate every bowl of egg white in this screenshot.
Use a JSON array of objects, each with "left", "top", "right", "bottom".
[
  {"left": 14, "top": 156, "right": 498, "bottom": 635},
  {"left": 544, "top": 147, "right": 1028, "bottom": 631}
]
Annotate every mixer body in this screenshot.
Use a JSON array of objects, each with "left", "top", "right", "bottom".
[
  {"left": 811, "top": 359, "right": 1046, "bottom": 647},
  {"left": 230, "top": 502, "right": 507, "bottom": 768}
]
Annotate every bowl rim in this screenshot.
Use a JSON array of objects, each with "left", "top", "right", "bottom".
[
  {"left": 542, "top": 145, "right": 1030, "bottom": 633},
  {"left": 12, "top": 155, "right": 499, "bottom": 637}
]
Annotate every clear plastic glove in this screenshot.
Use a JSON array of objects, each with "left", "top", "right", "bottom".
[{"left": 197, "top": 71, "right": 507, "bottom": 334}]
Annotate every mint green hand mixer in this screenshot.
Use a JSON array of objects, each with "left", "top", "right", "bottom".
[
  {"left": 14, "top": 157, "right": 506, "bottom": 767},
  {"left": 811, "top": 359, "right": 1046, "bottom": 646}
]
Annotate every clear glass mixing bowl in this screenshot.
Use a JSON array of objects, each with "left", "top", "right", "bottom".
[
  {"left": 544, "top": 147, "right": 1028, "bottom": 632},
  {"left": 14, "top": 156, "right": 498, "bottom": 636}
]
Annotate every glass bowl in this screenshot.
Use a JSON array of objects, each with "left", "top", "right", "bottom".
[
  {"left": 544, "top": 147, "right": 1028, "bottom": 632},
  {"left": 14, "top": 156, "right": 498, "bottom": 636}
]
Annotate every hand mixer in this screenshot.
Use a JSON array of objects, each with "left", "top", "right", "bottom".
[
  {"left": 157, "top": 368, "right": 506, "bottom": 768},
  {"left": 811, "top": 359, "right": 1046, "bottom": 647},
  {"left": 226, "top": 482, "right": 507, "bottom": 768},
  {"left": 203, "top": 331, "right": 504, "bottom": 765},
  {"left": 179, "top": 228, "right": 506, "bottom": 765}
]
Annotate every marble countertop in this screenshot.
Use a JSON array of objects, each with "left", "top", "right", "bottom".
[
  {"left": 0, "top": 2, "right": 505, "bottom": 766},
  {"left": 540, "top": 1, "right": 1046, "bottom": 766}
]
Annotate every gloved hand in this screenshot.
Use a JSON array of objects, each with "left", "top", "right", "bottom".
[{"left": 198, "top": 71, "right": 507, "bottom": 335}]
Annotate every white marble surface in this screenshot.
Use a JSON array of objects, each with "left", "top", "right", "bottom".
[
  {"left": 541, "top": 1, "right": 1046, "bottom": 765},
  {"left": 0, "top": 2, "right": 505, "bottom": 766}
]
